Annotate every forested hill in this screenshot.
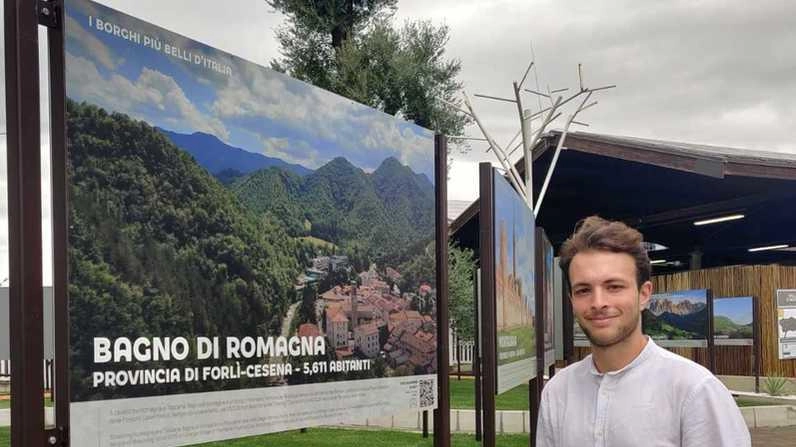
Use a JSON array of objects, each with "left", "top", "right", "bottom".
[
  {"left": 67, "top": 100, "right": 300, "bottom": 399},
  {"left": 231, "top": 155, "right": 435, "bottom": 265}
]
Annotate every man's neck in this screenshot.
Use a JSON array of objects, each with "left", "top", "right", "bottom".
[{"left": 591, "top": 331, "right": 649, "bottom": 373}]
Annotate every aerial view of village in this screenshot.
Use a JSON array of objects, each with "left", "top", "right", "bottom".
[{"left": 292, "top": 253, "right": 437, "bottom": 381}]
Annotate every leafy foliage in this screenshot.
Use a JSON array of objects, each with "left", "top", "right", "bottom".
[
  {"left": 231, "top": 167, "right": 306, "bottom": 236},
  {"left": 449, "top": 242, "right": 476, "bottom": 342},
  {"left": 269, "top": 2, "right": 468, "bottom": 139},
  {"left": 763, "top": 375, "right": 790, "bottom": 396},
  {"left": 267, "top": 0, "right": 398, "bottom": 49},
  {"left": 67, "top": 100, "right": 300, "bottom": 399},
  {"left": 335, "top": 20, "right": 466, "bottom": 132}
]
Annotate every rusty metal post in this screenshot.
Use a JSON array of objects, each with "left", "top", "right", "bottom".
[
  {"left": 433, "top": 134, "right": 450, "bottom": 447},
  {"left": 6, "top": 0, "right": 46, "bottom": 445}
]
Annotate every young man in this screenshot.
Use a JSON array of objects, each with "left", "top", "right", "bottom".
[{"left": 536, "top": 216, "right": 750, "bottom": 447}]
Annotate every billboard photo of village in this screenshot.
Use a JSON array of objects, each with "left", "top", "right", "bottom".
[
  {"left": 64, "top": 0, "right": 438, "bottom": 404},
  {"left": 492, "top": 174, "right": 535, "bottom": 394},
  {"left": 294, "top": 255, "right": 438, "bottom": 382},
  {"left": 643, "top": 289, "right": 709, "bottom": 344}
]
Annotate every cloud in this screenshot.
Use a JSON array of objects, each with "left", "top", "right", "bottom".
[
  {"left": 65, "top": 14, "right": 119, "bottom": 70},
  {"left": 447, "top": 159, "right": 480, "bottom": 202},
  {"left": 393, "top": 0, "right": 796, "bottom": 170},
  {"left": 66, "top": 52, "right": 229, "bottom": 140},
  {"left": 212, "top": 61, "right": 434, "bottom": 173}
]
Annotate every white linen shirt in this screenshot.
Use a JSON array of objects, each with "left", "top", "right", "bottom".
[{"left": 535, "top": 338, "right": 751, "bottom": 447}]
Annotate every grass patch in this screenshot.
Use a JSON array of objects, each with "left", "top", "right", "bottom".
[
  {"left": 194, "top": 428, "right": 528, "bottom": 447},
  {"left": 450, "top": 379, "right": 777, "bottom": 411},
  {"left": 297, "top": 236, "right": 337, "bottom": 250},
  {"left": 0, "top": 397, "right": 53, "bottom": 410},
  {"left": 0, "top": 427, "right": 529, "bottom": 447},
  {"left": 449, "top": 379, "right": 530, "bottom": 411},
  {"left": 735, "top": 397, "right": 785, "bottom": 407}
]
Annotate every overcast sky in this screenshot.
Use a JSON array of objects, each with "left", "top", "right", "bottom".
[{"left": 2, "top": 0, "right": 796, "bottom": 282}]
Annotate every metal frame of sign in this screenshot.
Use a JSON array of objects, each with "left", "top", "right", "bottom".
[
  {"left": 5, "top": 0, "right": 47, "bottom": 444},
  {"left": 711, "top": 295, "right": 759, "bottom": 390},
  {"left": 433, "top": 135, "right": 451, "bottom": 447},
  {"left": 5, "top": 2, "right": 71, "bottom": 443},
  {"left": 478, "top": 163, "right": 498, "bottom": 447},
  {"left": 478, "top": 163, "right": 540, "bottom": 447},
  {"left": 531, "top": 227, "right": 546, "bottom": 443}
]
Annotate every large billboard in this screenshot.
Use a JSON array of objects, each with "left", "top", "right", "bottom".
[
  {"left": 492, "top": 174, "right": 535, "bottom": 394},
  {"left": 643, "top": 289, "right": 710, "bottom": 348},
  {"left": 714, "top": 296, "right": 754, "bottom": 346},
  {"left": 64, "top": 0, "right": 438, "bottom": 444},
  {"left": 777, "top": 289, "right": 796, "bottom": 360}
]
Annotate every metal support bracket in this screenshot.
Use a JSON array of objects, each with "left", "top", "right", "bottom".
[
  {"left": 45, "top": 426, "right": 69, "bottom": 446},
  {"left": 38, "top": 0, "right": 60, "bottom": 28}
]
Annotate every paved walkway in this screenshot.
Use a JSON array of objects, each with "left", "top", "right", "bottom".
[{"left": 751, "top": 426, "right": 796, "bottom": 446}]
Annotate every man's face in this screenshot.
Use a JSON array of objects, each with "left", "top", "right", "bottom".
[{"left": 569, "top": 249, "right": 652, "bottom": 348}]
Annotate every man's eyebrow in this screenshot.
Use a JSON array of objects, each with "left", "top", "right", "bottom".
[
  {"left": 603, "top": 278, "right": 629, "bottom": 284},
  {"left": 571, "top": 282, "right": 591, "bottom": 289}
]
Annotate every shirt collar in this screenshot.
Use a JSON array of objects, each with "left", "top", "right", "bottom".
[{"left": 588, "top": 336, "right": 656, "bottom": 376}]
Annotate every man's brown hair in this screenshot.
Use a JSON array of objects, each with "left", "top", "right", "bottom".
[{"left": 559, "top": 215, "right": 651, "bottom": 289}]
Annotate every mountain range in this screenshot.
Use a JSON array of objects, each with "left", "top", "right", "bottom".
[
  {"left": 643, "top": 306, "right": 708, "bottom": 339},
  {"left": 231, "top": 155, "right": 435, "bottom": 265},
  {"left": 158, "top": 128, "right": 314, "bottom": 179},
  {"left": 714, "top": 315, "right": 754, "bottom": 338},
  {"left": 648, "top": 298, "right": 706, "bottom": 316}
]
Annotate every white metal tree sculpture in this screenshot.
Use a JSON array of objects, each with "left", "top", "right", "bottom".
[{"left": 447, "top": 55, "right": 615, "bottom": 218}]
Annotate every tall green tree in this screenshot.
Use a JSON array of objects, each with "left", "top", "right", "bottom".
[
  {"left": 449, "top": 242, "right": 476, "bottom": 342},
  {"left": 267, "top": 0, "right": 468, "bottom": 138},
  {"left": 267, "top": 0, "right": 397, "bottom": 49}
]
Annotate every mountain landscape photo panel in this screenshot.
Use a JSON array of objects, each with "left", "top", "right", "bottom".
[
  {"left": 713, "top": 296, "right": 754, "bottom": 341},
  {"left": 643, "top": 289, "right": 710, "bottom": 342},
  {"left": 63, "top": 1, "right": 439, "bottom": 441}
]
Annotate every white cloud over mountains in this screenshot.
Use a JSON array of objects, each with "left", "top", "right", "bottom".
[{"left": 66, "top": 53, "right": 230, "bottom": 140}]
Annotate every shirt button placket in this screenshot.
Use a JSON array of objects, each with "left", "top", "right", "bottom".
[{"left": 594, "top": 378, "right": 608, "bottom": 447}]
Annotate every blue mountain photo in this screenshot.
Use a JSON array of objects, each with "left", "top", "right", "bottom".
[{"left": 158, "top": 128, "right": 313, "bottom": 178}]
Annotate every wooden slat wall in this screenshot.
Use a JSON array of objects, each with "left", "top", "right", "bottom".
[
  {"left": 714, "top": 345, "right": 753, "bottom": 375},
  {"left": 571, "top": 265, "right": 796, "bottom": 377}
]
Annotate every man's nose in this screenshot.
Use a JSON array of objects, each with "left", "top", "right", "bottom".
[{"left": 590, "top": 287, "right": 608, "bottom": 310}]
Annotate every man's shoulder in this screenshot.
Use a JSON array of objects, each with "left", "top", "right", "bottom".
[
  {"left": 647, "top": 341, "right": 717, "bottom": 387},
  {"left": 649, "top": 342, "right": 713, "bottom": 375},
  {"left": 544, "top": 355, "right": 593, "bottom": 396}
]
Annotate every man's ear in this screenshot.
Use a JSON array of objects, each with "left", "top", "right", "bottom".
[{"left": 639, "top": 281, "right": 653, "bottom": 309}]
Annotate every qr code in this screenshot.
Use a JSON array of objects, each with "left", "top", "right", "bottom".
[{"left": 419, "top": 378, "right": 435, "bottom": 408}]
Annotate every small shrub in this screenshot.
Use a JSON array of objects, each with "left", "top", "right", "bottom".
[{"left": 763, "top": 375, "right": 789, "bottom": 396}]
